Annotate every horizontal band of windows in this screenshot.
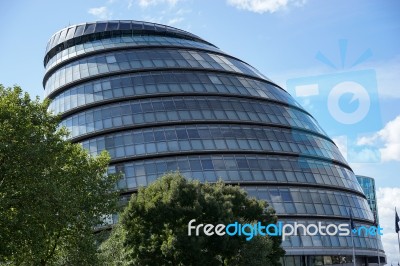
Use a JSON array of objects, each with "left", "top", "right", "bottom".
[
  {"left": 116, "top": 184, "right": 370, "bottom": 222},
  {"left": 45, "top": 44, "right": 235, "bottom": 79},
  {"left": 49, "top": 71, "right": 299, "bottom": 116},
  {"left": 119, "top": 184, "right": 371, "bottom": 221},
  {"left": 242, "top": 186, "right": 372, "bottom": 220},
  {"left": 81, "top": 124, "right": 345, "bottom": 164},
  {"left": 65, "top": 114, "right": 321, "bottom": 141},
  {"left": 70, "top": 121, "right": 333, "bottom": 148},
  {"left": 60, "top": 96, "right": 325, "bottom": 139},
  {"left": 119, "top": 180, "right": 365, "bottom": 200},
  {"left": 283, "top": 254, "right": 385, "bottom": 262},
  {"left": 45, "top": 21, "right": 208, "bottom": 55},
  {"left": 108, "top": 152, "right": 350, "bottom": 169},
  {"left": 109, "top": 155, "right": 360, "bottom": 195},
  {"left": 45, "top": 27, "right": 213, "bottom": 65},
  {"left": 45, "top": 35, "right": 223, "bottom": 71},
  {"left": 274, "top": 215, "right": 374, "bottom": 224},
  {"left": 91, "top": 139, "right": 344, "bottom": 165},
  {"left": 235, "top": 182, "right": 366, "bottom": 197},
  {"left": 57, "top": 92, "right": 306, "bottom": 122},
  {"left": 45, "top": 68, "right": 279, "bottom": 101},
  {"left": 46, "top": 45, "right": 250, "bottom": 82},
  {"left": 43, "top": 48, "right": 270, "bottom": 95}
]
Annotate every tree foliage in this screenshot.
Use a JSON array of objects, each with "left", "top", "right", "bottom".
[
  {"left": 101, "top": 172, "right": 285, "bottom": 265},
  {"left": 0, "top": 85, "right": 119, "bottom": 265}
]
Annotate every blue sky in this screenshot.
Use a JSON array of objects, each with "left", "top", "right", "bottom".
[{"left": 0, "top": 0, "right": 399, "bottom": 262}]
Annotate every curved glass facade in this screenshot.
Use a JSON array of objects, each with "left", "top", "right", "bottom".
[
  {"left": 105, "top": 155, "right": 362, "bottom": 192},
  {"left": 48, "top": 71, "right": 301, "bottom": 115},
  {"left": 59, "top": 96, "right": 326, "bottom": 139},
  {"left": 45, "top": 36, "right": 223, "bottom": 72},
  {"left": 44, "top": 20, "right": 385, "bottom": 264},
  {"left": 80, "top": 125, "right": 346, "bottom": 164},
  {"left": 43, "top": 48, "right": 268, "bottom": 96}
]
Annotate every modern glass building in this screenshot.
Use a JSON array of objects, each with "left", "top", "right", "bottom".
[
  {"left": 43, "top": 20, "right": 385, "bottom": 265},
  {"left": 356, "top": 175, "right": 379, "bottom": 224}
]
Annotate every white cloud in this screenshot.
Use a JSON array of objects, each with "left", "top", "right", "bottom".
[
  {"left": 356, "top": 115, "right": 400, "bottom": 162},
  {"left": 333, "top": 116, "right": 400, "bottom": 163},
  {"left": 347, "top": 147, "right": 380, "bottom": 163},
  {"left": 127, "top": 0, "right": 133, "bottom": 9},
  {"left": 377, "top": 187, "right": 400, "bottom": 264},
  {"left": 139, "top": 7, "right": 191, "bottom": 28},
  {"left": 226, "top": 0, "right": 306, "bottom": 14},
  {"left": 357, "top": 134, "right": 378, "bottom": 146},
  {"left": 364, "top": 55, "right": 400, "bottom": 99},
  {"left": 141, "top": 15, "right": 164, "bottom": 24},
  {"left": 174, "top": 8, "right": 191, "bottom": 16},
  {"left": 168, "top": 17, "right": 184, "bottom": 25},
  {"left": 138, "top": 0, "right": 180, "bottom": 8},
  {"left": 333, "top": 135, "right": 348, "bottom": 160},
  {"left": 333, "top": 135, "right": 381, "bottom": 163},
  {"left": 88, "top": 6, "right": 112, "bottom": 20}
]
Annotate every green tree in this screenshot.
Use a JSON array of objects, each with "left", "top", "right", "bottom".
[
  {"left": 0, "top": 85, "right": 119, "bottom": 265},
  {"left": 101, "top": 172, "right": 285, "bottom": 266}
]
